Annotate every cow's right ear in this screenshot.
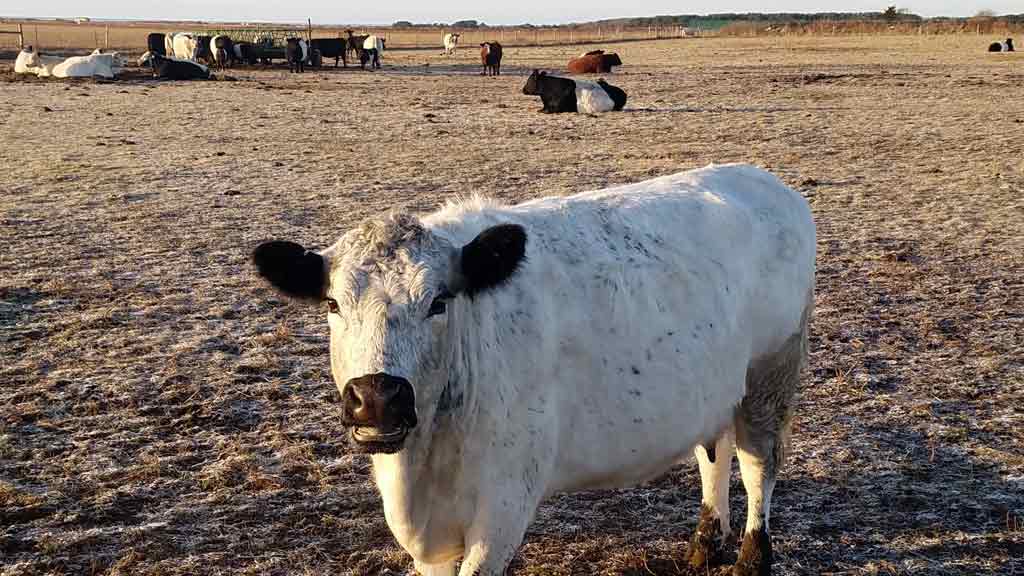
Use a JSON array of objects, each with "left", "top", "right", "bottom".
[{"left": 252, "top": 240, "right": 326, "bottom": 301}]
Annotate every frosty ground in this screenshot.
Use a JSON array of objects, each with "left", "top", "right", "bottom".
[{"left": 1, "top": 35, "right": 1022, "bottom": 575}]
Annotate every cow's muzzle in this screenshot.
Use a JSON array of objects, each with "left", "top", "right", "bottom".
[{"left": 341, "top": 372, "right": 417, "bottom": 453}]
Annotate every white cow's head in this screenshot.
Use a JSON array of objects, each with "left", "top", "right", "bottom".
[{"left": 254, "top": 214, "right": 526, "bottom": 454}]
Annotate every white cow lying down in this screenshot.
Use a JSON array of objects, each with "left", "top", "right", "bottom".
[
  {"left": 254, "top": 164, "right": 816, "bottom": 576},
  {"left": 14, "top": 47, "right": 125, "bottom": 78}
]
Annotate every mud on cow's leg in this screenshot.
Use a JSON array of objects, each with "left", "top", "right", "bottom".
[
  {"left": 732, "top": 323, "right": 805, "bottom": 576},
  {"left": 689, "top": 429, "right": 735, "bottom": 570}
]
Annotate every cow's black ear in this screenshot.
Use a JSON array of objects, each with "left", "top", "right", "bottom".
[
  {"left": 455, "top": 224, "right": 527, "bottom": 297},
  {"left": 253, "top": 240, "right": 326, "bottom": 301}
]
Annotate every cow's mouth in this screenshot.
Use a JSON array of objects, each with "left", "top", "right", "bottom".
[{"left": 350, "top": 426, "right": 408, "bottom": 453}]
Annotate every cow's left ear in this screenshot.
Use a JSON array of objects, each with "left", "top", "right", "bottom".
[
  {"left": 253, "top": 240, "right": 326, "bottom": 302},
  {"left": 451, "top": 224, "right": 527, "bottom": 298}
]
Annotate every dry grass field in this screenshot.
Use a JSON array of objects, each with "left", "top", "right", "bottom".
[{"left": 1, "top": 34, "right": 1023, "bottom": 576}]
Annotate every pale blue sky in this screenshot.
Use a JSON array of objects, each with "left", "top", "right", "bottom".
[{"left": 3, "top": 1, "right": 1020, "bottom": 25}]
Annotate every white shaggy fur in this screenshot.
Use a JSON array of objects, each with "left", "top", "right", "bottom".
[
  {"left": 574, "top": 79, "right": 616, "bottom": 113},
  {"left": 288, "top": 164, "right": 815, "bottom": 575}
]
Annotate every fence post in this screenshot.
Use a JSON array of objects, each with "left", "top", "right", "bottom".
[
  {"left": 105, "top": 25, "right": 109, "bottom": 49},
  {"left": 34, "top": 26, "right": 38, "bottom": 48},
  {"left": 18, "top": 23, "right": 24, "bottom": 47}
]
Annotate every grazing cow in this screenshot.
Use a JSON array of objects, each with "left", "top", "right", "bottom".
[
  {"left": 171, "top": 33, "right": 199, "bottom": 61},
  {"left": 210, "top": 35, "right": 234, "bottom": 69},
  {"left": 522, "top": 70, "right": 627, "bottom": 114},
  {"left": 442, "top": 32, "right": 460, "bottom": 55},
  {"left": 252, "top": 163, "right": 816, "bottom": 576},
  {"left": 286, "top": 37, "right": 308, "bottom": 73},
  {"left": 988, "top": 38, "right": 1015, "bottom": 52},
  {"left": 147, "top": 32, "right": 166, "bottom": 56},
  {"left": 310, "top": 38, "right": 347, "bottom": 67},
  {"left": 46, "top": 50, "right": 126, "bottom": 78},
  {"left": 568, "top": 50, "right": 623, "bottom": 74},
  {"left": 360, "top": 35, "right": 385, "bottom": 69},
  {"left": 480, "top": 41, "right": 502, "bottom": 76},
  {"left": 194, "top": 35, "right": 214, "bottom": 64},
  {"left": 140, "top": 51, "right": 211, "bottom": 80},
  {"left": 346, "top": 29, "right": 369, "bottom": 62},
  {"left": 14, "top": 46, "right": 62, "bottom": 76},
  {"left": 233, "top": 41, "right": 256, "bottom": 65}
]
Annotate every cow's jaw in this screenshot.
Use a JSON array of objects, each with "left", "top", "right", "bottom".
[{"left": 351, "top": 425, "right": 409, "bottom": 454}]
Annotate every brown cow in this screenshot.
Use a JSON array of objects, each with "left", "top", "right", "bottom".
[
  {"left": 568, "top": 50, "right": 623, "bottom": 74},
  {"left": 480, "top": 41, "right": 502, "bottom": 76}
]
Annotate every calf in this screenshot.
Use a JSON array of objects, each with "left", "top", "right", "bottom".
[
  {"left": 568, "top": 51, "right": 623, "bottom": 74},
  {"left": 252, "top": 163, "right": 816, "bottom": 576},
  {"left": 442, "top": 32, "right": 460, "bottom": 55},
  {"left": 147, "top": 32, "right": 166, "bottom": 56},
  {"left": 310, "top": 38, "right": 347, "bottom": 67},
  {"left": 286, "top": 37, "right": 308, "bottom": 73},
  {"left": 480, "top": 41, "right": 502, "bottom": 76},
  {"left": 210, "top": 35, "right": 234, "bottom": 69},
  {"left": 141, "top": 52, "right": 210, "bottom": 80}
]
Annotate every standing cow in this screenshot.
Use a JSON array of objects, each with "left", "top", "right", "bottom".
[
  {"left": 480, "top": 41, "right": 502, "bottom": 76},
  {"left": 252, "top": 163, "right": 816, "bottom": 576},
  {"left": 310, "top": 38, "right": 347, "bottom": 67},
  {"left": 442, "top": 32, "right": 461, "bottom": 55},
  {"left": 286, "top": 37, "right": 308, "bottom": 73},
  {"left": 360, "top": 35, "right": 385, "bottom": 69},
  {"left": 210, "top": 35, "right": 234, "bottom": 69}
]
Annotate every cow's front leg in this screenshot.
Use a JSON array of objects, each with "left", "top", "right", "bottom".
[
  {"left": 457, "top": 502, "right": 534, "bottom": 576},
  {"left": 414, "top": 559, "right": 456, "bottom": 576}
]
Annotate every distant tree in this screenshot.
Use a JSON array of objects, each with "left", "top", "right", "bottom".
[
  {"left": 452, "top": 20, "right": 479, "bottom": 28},
  {"left": 974, "top": 9, "right": 996, "bottom": 17},
  {"left": 392, "top": 20, "right": 414, "bottom": 28},
  {"left": 882, "top": 6, "right": 898, "bottom": 21}
]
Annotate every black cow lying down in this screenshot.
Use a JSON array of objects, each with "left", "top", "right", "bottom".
[
  {"left": 522, "top": 69, "right": 627, "bottom": 114},
  {"left": 141, "top": 52, "right": 211, "bottom": 80}
]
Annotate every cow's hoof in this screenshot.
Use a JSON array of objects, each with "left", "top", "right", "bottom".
[
  {"left": 732, "top": 527, "right": 772, "bottom": 576},
  {"left": 688, "top": 505, "right": 725, "bottom": 569}
]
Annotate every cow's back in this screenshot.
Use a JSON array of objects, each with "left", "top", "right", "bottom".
[{"left": 425, "top": 164, "right": 814, "bottom": 492}]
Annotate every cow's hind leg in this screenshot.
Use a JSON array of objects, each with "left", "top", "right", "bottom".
[
  {"left": 689, "top": 429, "right": 734, "bottom": 570},
  {"left": 733, "top": 324, "right": 805, "bottom": 576}
]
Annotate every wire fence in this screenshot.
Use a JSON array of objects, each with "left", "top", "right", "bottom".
[{"left": 2, "top": 19, "right": 1021, "bottom": 54}]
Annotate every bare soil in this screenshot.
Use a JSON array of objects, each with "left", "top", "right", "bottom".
[{"left": 1, "top": 35, "right": 1022, "bottom": 576}]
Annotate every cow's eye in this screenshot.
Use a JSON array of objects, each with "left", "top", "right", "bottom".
[
  {"left": 427, "top": 297, "right": 447, "bottom": 318},
  {"left": 326, "top": 298, "right": 340, "bottom": 314}
]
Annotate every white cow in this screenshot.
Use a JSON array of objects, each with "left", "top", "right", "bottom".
[
  {"left": 14, "top": 47, "right": 62, "bottom": 76},
  {"left": 253, "top": 164, "right": 816, "bottom": 576},
  {"left": 361, "top": 35, "right": 384, "bottom": 69},
  {"left": 48, "top": 50, "right": 125, "bottom": 79},
  {"left": 171, "top": 32, "right": 199, "bottom": 61},
  {"left": 442, "top": 32, "right": 460, "bottom": 55}
]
